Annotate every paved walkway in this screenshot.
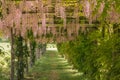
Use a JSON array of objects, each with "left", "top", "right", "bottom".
[{"left": 25, "top": 50, "right": 82, "bottom": 80}]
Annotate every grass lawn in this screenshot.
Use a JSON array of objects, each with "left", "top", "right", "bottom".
[{"left": 25, "top": 50, "right": 83, "bottom": 80}]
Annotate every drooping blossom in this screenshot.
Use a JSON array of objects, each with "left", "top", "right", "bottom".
[
  {"left": 55, "top": 2, "right": 60, "bottom": 17},
  {"left": 47, "top": 0, "right": 52, "bottom": 5},
  {"left": 14, "top": 9, "right": 22, "bottom": 28},
  {"left": 60, "top": 6, "right": 65, "bottom": 18},
  {"left": 98, "top": 2, "right": 105, "bottom": 15},
  {"left": 108, "top": 7, "right": 120, "bottom": 23},
  {"left": 83, "top": 0, "right": 91, "bottom": 18},
  {"left": 42, "top": 13, "right": 46, "bottom": 34}
]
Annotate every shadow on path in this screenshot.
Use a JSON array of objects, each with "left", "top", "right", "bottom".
[{"left": 25, "top": 50, "right": 83, "bottom": 80}]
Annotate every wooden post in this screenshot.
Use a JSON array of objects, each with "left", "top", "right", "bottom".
[{"left": 10, "top": 27, "right": 15, "bottom": 80}]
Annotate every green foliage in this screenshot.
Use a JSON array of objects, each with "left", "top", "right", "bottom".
[
  {"left": 0, "top": 68, "right": 8, "bottom": 80},
  {"left": 46, "top": 32, "right": 53, "bottom": 38},
  {"left": 15, "top": 35, "right": 25, "bottom": 80},
  {"left": 57, "top": 28, "right": 120, "bottom": 80},
  {"left": 30, "top": 40, "right": 36, "bottom": 66},
  {"left": 27, "top": 28, "right": 37, "bottom": 67},
  {"left": 54, "top": 16, "right": 63, "bottom": 24},
  {"left": 23, "top": 41, "right": 29, "bottom": 73},
  {"left": 27, "top": 28, "right": 34, "bottom": 40}
]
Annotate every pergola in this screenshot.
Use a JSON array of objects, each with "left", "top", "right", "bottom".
[{"left": 0, "top": 0, "right": 98, "bottom": 43}]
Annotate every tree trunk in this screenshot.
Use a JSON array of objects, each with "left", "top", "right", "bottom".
[
  {"left": 38, "top": 48, "right": 41, "bottom": 59},
  {"left": 29, "top": 40, "right": 36, "bottom": 67},
  {"left": 30, "top": 42, "right": 33, "bottom": 67},
  {"left": 10, "top": 28, "right": 15, "bottom": 80},
  {"left": 24, "top": 40, "right": 29, "bottom": 74},
  {"left": 26, "top": 57, "right": 29, "bottom": 73},
  {"left": 16, "top": 35, "right": 24, "bottom": 80},
  {"left": 36, "top": 47, "right": 40, "bottom": 60}
]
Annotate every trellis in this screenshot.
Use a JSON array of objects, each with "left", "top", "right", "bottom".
[{"left": 0, "top": 0, "right": 98, "bottom": 43}]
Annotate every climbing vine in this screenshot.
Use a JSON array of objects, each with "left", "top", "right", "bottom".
[{"left": 15, "top": 35, "right": 24, "bottom": 80}]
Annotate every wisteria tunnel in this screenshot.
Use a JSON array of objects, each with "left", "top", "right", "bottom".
[{"left": 0, "top": 0, "right": 120, "bottom": 80}]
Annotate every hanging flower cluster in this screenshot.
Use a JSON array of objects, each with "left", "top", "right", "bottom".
[{"left": 0, "top": 0, "right": 119, "bottom": 43}]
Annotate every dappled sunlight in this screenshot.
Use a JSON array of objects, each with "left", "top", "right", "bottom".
[
  {"left": 64, "top": 68, "right": 84, "bottom": 77},
  {"left": 65, "top": 68, "right": 78, "bottom": 73},
  {"left": 71, "top": 71, "right": 83, "bottom": 77},
  {"left": 0, "top": 42, "right": 10, "bottom": 68},
  {"left": 25, "top": 50, "right": 83, "bottom": 80},
  {"left": 46, "top": 48, "right": 58, "bottom": 51},
  {"left": 0, "top": 42, "right": 11, "bottom": 52}
]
